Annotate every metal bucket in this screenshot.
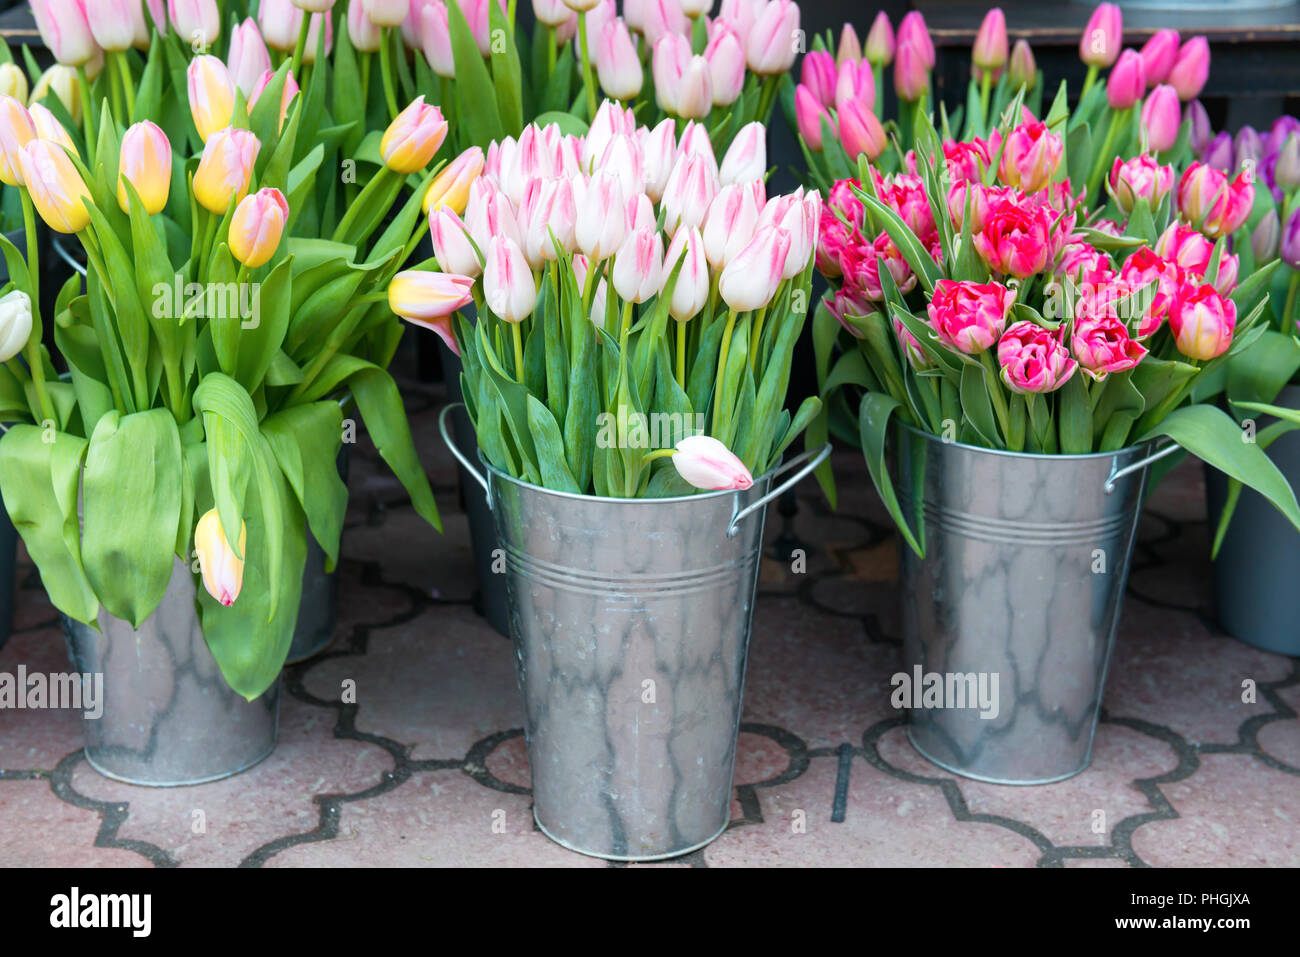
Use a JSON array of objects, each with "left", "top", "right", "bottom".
[
  {"left": 440, "top": 404, "right": 829, "bottom": 860},
  {"left": 62, "top": 557, "right": 279, "bottom": 786},
  {"left": 896, "top": 426, "right": 1175, "bottom": 785},
  {"left": 0, "top": 488, "right": 14, "bottom": 652},
  {"left": 1206, "top": 383, "right": 1300, "bottom": 656},
  {"left": 286, "top": 445, "right": 352, "bottom": 664}
]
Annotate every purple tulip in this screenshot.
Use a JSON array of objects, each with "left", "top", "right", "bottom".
[
  {"left": 1252, "top": 208, "right": 1279, "bottom": 262},
  {"left": 1281, "top": 207, "right": 1300, "bottom": 270},
  {"left": 1204, "top": 131, "right": 1234, "bottom": 172},
  {"left": 1234, "top": 125, "right": 1262, "bottom": 171},
  {"left": 1276, "top": 134, "right": 1300, "bottom": 190},
  {"left": 1187, "top": 100, "right": 1213, "bottom": 155}
]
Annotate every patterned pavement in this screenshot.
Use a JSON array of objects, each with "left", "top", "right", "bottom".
[{"left": 1, "top": 368, "right": 1298, "bottom": 868}]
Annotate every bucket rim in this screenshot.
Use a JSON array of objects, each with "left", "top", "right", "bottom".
[
  {"left": 480, "top": 452, "right": 780, "bottom": 506},
  {"left": 896, "top": 421, "right": 1157, "bottom": 463}
]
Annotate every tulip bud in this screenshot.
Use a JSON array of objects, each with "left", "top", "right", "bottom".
[
  {"left": 1169, "top": 284, "right": 1235, "bottom": 360},
  {"left": 1108, "top": 154, "right": 1173, "bottom": 214},
  {"left": 31, "top": 0, "right": 99, "bottom": 67},
  {"left": 423, "top": 146, "right": 485, "bottom": 216},
  {"left": 420, "top": 2, "right": 456, "bottom": 77},
  {"left": 665, "top": 227, "right": 709, "bottom": 321},
  {"left": 169, "top": 0, "right": 222, "bottom": 48},
  {"left": 429, "top": 208, "right": 483, "bottom": 278},
  {"left": 533, "top": 0, "right": 573, "bottom": 27},
  {"left": 595, "top": 19, "right": 642, "bottom": 101},
  {"left": 836, "top": 23, "right": 861, "bottom": 66},
  {"left": 640, "top": 117, "right": 678, "bottom": 203},
  {"left": 1106, "top": 49, "right": 1145, "bottom": 110},
  {"left": 18, "top": 139, "right": 93, "bottom": 233},
  {"left": 1008, "top": 39, "right": 1036, "bottom": 91},
  {"left": 1187, "top": 99, "right": 1213, "bottom": 155},
  {"left": 1140, "top": 28, "right": 1180, "bottom": 87},
  {"left": 611, "top": 226, "right": 665, "bottom": 304},
  {"left": 719, "top": 225, "right": 790, "bottom": 312},
  {"left": 794, "top": 84, "right": 830, "bottom": 150},
  {"left": 800, "top": 50, "right": 837, "bottom": 108},
  {"left": 662, "top": 152, "right": 719, "bottom": 236},
  {"left": 146, "top": 0, "right": 167, "bottom": 31},
  {"left": 672, "top": 435, "right": 753, "bottom": 490},
  {"left": 1276, "top": 135, "right": 1300, "bottom": 191},
  {"left": 346, "top": 0, "right": 383, "bottom": 52},
  {"left": 258, "top": 0, "right": 298, "bottom": 50},
  {"left": 835, "top": 59, "right": 874, "bottom": 109},
  {"left": 0, "top": 64, "right": 28, "bottom": 105},
  {"left": 703, "top": 181, "right": 764, "bottom": 269},
  {"left": 187, "top": 55, "right": 237, "bottom": 143},
  {"left": 653, "top": 33, "right": 691, "bottom": 114},
  {"left": 193, "top": 127, "right": 261, "bottom": 214},
  {"left": 563, "top": 0, "right": 602, "bottom": 11},
  {"left": 484, "top": 236, "right": 538, "bottom": 322},
  {"left": 838, "top": 99, "right": 886, "bottom": 161},
  {"left": 86, "top": 0, "right": 146, "bottom": 53},
  {"left": 745, "top": 0, "right": 799, "bottom": 75},
  {"left": 28, "top": 67, "right": 82, "bottom": 124},
  {"left": 0, "top": 97, "right": 36, "bottom": 188},
  {"left": 381, "top": 97, "right": 448, "bottom": 174},
  {"left": 864, "top": 11, "right": 895, "bottom": 67},
  {"left": 0, "top": 291, "right": 33, "bottom": 363},
  {"left": 1281, "top": 208, "right": 1300, "bottom": 270},
  {"left": 1167, "top": 36, "right": 1209, "bottom": 102},
  {"left": 719, "top": 121, "right": 766, "bottom": 185},
  {"left": 1204, "top": 131, "right": 1233, "bottom": 172},
  {"left": 1079, "top": 2, "right": 1121, "bottom": 68},
  {"left": 118, "top": 121, "right": 172, "bottom": 215},
  {"left": 705, "top": 26, "right": 745, "bottom": 107},
  {"left": 642, "top": 0, "right": 689, "bottom": 46},
  {"left": 972, "top": 8, "right": 1008, "bottom": 72},
  {"left": 572, "top": 172, "right": 627, "bottom": 262},
  {"left": 898, "top": 11, "right": 934, "bottom": 68},
  {"left": 229, "top": 18, "right": 273, "bottom": 99},
  {"left": 29, "top": 103, "right": 77, "bottom": 157},
  {"left": 1234, "top": 125, "right": 1262, "bottom": 173},
  {"left": 675, "top": 56, "right": 714, "bottom": 120},
  {"left": 1252, "top": 208, "right": 1280, "bottom": 262},
  {"left": 894, "top": 39, "right": 929, "bottom": 103},
  {"left": 195, "top": 509, "right": 246, "bottom": 607},
  {"left": 249, "top": 68, "right": 300, "bottom": 133},
  {"left": 1141, "top": 84, "right": 1181, "bottom": 153},
  {"left": 229, "top": 188, "right": 289, "bottom": 269},
  {"left": 365, "top": 0, "right": 410, "bottom": 27}
]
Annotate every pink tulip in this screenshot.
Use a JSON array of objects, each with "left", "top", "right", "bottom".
[
  {"left": 998, "top": 320, "right": 1077, "bottom": 394},
  {"left": 465, "top": 185, "right": 522, "bottom": 255},
  {"left": 1168, "top": 283, "right": 1235, "bottom": 359},
  {"left": 595, "top": 20, "right": 643, "bottom": 100},
  {"left": 662, "top": 152, "right": 719, "bottom": 236},
  {"left": 680, "top": 0, "right": 711, "bottom": 17},
  {"left": 194, "top": 511, "right": 245, "bottom": 607},
  {"left": 640, "top": 117, "right": 678, "bottom": 202},
  {"left": 573, "top": 172, "right": 627, "bottom": 262},
  {"left": 665, "top": 227, "right": 709, "bottom": 321},
  {"left": 87, "top": 0, "right": 147, "bottom": 52},
  {"left": 1108, "top": 154, "right": 1174, "bottom": 213},
  {"left": 705, "top": 26, "right": 746, "bottom": 107},
  {"left": 864, "top": 11, "right": 894, "bottom": 67},
  {"left": 745, "top": 0, "right": 799, "bottom": 75},
  {"left": 1141, "top": 84, "right": 1181, "bottom": 153},
  {"left": 998, "top": 120, "right": 1063, "bottom": 193},
  {"left": 612, "top": 226, "right": 665, "bottom": 304},
  {"left": 597, "top": 133, "right": 645, "bottom": 202},
  {"left": 294, "top": 0, "right": 338, "bottom": 11},
  {"left": 927, "top": 279, "right": 1015, "bottom": 355},
  {"left": 518, "top": 176, "right": 576, "bottom": 267},
  {"left": 719, "top": 121, "right": 766, "bottom": 185},
  {"left": 187, "top": 55, "right": 236, "bottom": 143},
  {"left": 258, "top": 0, "right": 300, "bottom": 50},
  {"left": 170, "top": 0, "right": 221, "bottom": 47},
  {"left": 584, "top": 100, "right": 637, "bottom": 168},
  {"left": 836, "top": 22, "right": 860, "bottom": 66},
  {"left": 301, "top": 11, "right": 333, "bottom": 63},
  {"left": 146, "top": 0, "right": 167, "bottom": 32},
  {"left": 897, "top": 11, "right": 934, "bottom": 68},
  {"left": 31, "top": 0, "right": 98, "bottom": 66},
  {"left": 1071, "top": 315, "right": 1147, "bottom": 381},
  {"left": 838, "top": 99, "right": 886, "bottom": 161},
  {"left": 389, "top": 270, "right": 474, "bottom": 353},
  {"left": 642, "top": 0, "right": 690, "bottom": 46},
  {"left": 1008, "top": 39, "right": 1036, "bottom": 90},
  {"left": 835, "top": 59, "right": 874, "bottom": 109},
  {"left": 117, "top": 120, "right": 171, "bottom": 215},
  {"left": 677, "top": 120, "right": 717, "bottom": 169},
  {"left": 429, "top": 207, "right": 483, "bottom": 278},
  {"left": 1177, "top": 162, "right": 1254, "bottom": 239},
  {"left": 0, "top": 96, "right": 37, "bottom": 188},
  {"left": 703, "top": 181, "right": 764, "bottom": 269},
  {"left": 228, "top": 18, "right": 272, "bottom": 99},
  {"left": 192, "top": 127, "right": 261, "bottom": 214},
  {"left": 672, "top": 435, "right": 753, "bottom": 490},
  {"left": 484, "top": 236, "right": 537, "bottom": 322},
  {"left": 381, "top": 96, "right": 448, "bottom": 173},
  {"left": 653, "top": 33, "right": 692, "bottom": 114},
  {"left": 779, "top": 190, "right": 821, "bottom": 279},
  {"left": 249, "top": 69, "right": 301, "bottom": 131},
  {"left": 973, "top": 195, "right": 1056, "bottom": 279},
  {"left": 719, "top": 225, "right": 790, "bottom": 311},
  {"left": 348, "top": 0, "right": 384, "bottom": 52},
  {"left": 228, "top": 187, "right": 289, "bottom": 269},
  {"left": 1119, "top": 247, "right": 1181, "bottom": 337},
  {"left": 894, "top": 39, "right": 929, "bottom": 103},
  {"left": 1140, "top": 29, "right": 1180, "bottom": 86},
  {"left": 1167, "top": 36, "right": 1209, "bottom": 102},
  {"left": 1106, "top": 49, "right": 1145, "bottom": 110},
  {"left": 794, "top": 84, "right": 831, "bottom": 150},
  {"left": 800, "top": 50, "right": 837, "bottom": 108},
  {"left": 972, "top": 8, "right": 1007, "bottom": 71},
  {"left": 676, "top": 56, "right": 714, "bottom": 119},
  {"left": 420, "top": 2, "right": 455, "bottom": 77},
  {"left": 364, "top": 0, "right": 411, "bottom": 26},
  {"left": 1079, "top": 2, "right": 1122, "bottom": 68}
]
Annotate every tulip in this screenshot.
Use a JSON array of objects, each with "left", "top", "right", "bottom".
[
  {"left": 0, "top": 291, "right": 33, "bottom": 363},
  {"left": 792, "top": 86, "right": 829, "bottom": 152},
  {"left": 249, "top": 68, "right": 300, "bottom": 132},
  {"left": 519, "top": 176, "right": 577, "bottom": 266},
  {"left": 146, "top": 0, "right": 167, "bottom": 31},
  {"left": 998, "top": 320, "right": 1077, "bottom": 394},
  {"left": 169, "top": 0, "right": 221, "bottom": 48},
  {"left": 0, "top": 97, "right": 36, "bottom": 188},
  {"left": 1008, "top": 40, "right": 1036, "bottom": 91},
  {"left": 229, "top": 19, "right": 273, "bottom": 99},
  {"left": 745, "top": 0, "right": 799, "bottom": 75},
  {"left": 1203, "top": 131, "right": 1233, "bottom": 172},
  {"left": 897, "top": 11, "right": 934, "bottom": 69},
  {"left": 1118, "top": 247, "right": 1180, "bottom": 337},
  {"left": 800, "top": 50, "right": 837, "bottom": 108},
  {"left": 665, "top": 227, "right": 709, "bottom": 322},
  {"left": 0, "top": 64, "right": 27, "bottom": 104},
  {"left": 257, "top": 0, "right": 298, "bottom": 50},
  {"left": 194, "top": 509, "right": 246, "bottom": 607},
  {"left": 972, "top": 8, "right": 1007, "bottom": 72},
  {"left": 1169, "top": 284, "right": 1235, "bottom": 360},
  {"left": 1281, "top": 209, "right": 1300, "bottom": 270},
  {"left": 1108, "top": 154, "right": 1174, "bottom": 213},
  {"left": 652, "top": 33, "right": 691, "bottom": 115},
  {"left": 1079, "top": 2, "right": 1121, "bottom": 68},
  {"left": 927, "top": 279, "right": 1014, "bottom": 355},
  {"left": 423, "top": 146, "right": 485, "bottom": 216},
  {"left": 346, "top": 0, "right": 383, "bottom": 51},
  {"left": 1276, "top": 135, "right": 1300, "bottom": 191},
  {"left": 28, "top": 67, "right": 82, "bottom": 124},
  {"left": 465, "top": 186, "right": 522, "bottom": 256},
  {"left": 675, "top": 56, "right": 713, "bottom": 120},
  {"left": 999, "top": 121, "right": 1063, "bottom": 194},
  {"left": 703, "top": 181, "right": 763, "bottom": 269},
  {"left": 86, "top": 0, "right": 146, "bottom": 52},
  {"left": 719, "top": 122, "right": 766, "bottom": 185},
  {"left": 672, "top": 435, "right": 753, "bottom": 490},
  {"left": 228, "top": 188, "right": 289, "bottom": 269},
  {"left": 705, "top": 27, "right": 746, "bottom": 107},
  {"left": 973, "top": 196, "right": 1055, "bottom": 278},
  {"left": 193, "top": 127, "right": 261, "bottom": 215},
  {"left": 640, "top": 118, "right": 677, "bottom": 203},
  {"left": 117, "top": 121, "right": 171, "bottom": 215},
  {"left": 838, "top": 99, "right": 886, "bottom": 161},
  {"left": 533, "top": 0, "right": 573, "bottom": 26},
  {"left": 778, "top": 190, "right": 820, "bottom": 279},
  {"left": 609, "top": 226, "right": 663, "bottom": 305},
  {"left": 187, "top": 56, "right": 236, "bottom": 143},
  {"left": 1140, "top": 29, "right": 1180, "bottom": 86},
  {"left": 864, "top": 11, "right": 894, "bottom": 67},
  {"left": 680, "top": 0, "right": 712, "bottom": 17},
  {"left": 429, "top": 208, "right": 482, "bottom": 278},
  {"left": 677, "top": 120, "right": 717, "bottom": 169},
  {"left": 597, "top": 134, "right": 645, "bottom": 203},
  {"left": 894, "top": 40, "right": 929, "bottom": 103},
  {"left": 594, "top": 20, "right": 642, "bottom": 101},
  {"left": 365, "top": 0, "right": 410, "bottom": 26},
  {"left": 419, "top": 1, "right": 455, "bottom": 77},
  {"left": 1167, "top": 36, "right": 1209, "bottom": 101},
  {"left": 1106, "top": 49, "right": 1145, "bottom": 110},
  {"left": 1178, "top": 162, "right": 1254, "bottom": 238},
  {"left": 642, "top": 0, "right": 689, "bottom": 45},
  {"left": 388, "top": 269, "right": 475, "bottom": 334},
  {"left": 1234, "top": 126, "right": 1262, "bottom": 172},
  {"left": 1072, "top": 315, "right": 1147, "bottom": 382},
  {"left": 484, "top": 236, "right": 537, "bottom": 322},
  {"left": 1141, "top": 85, "right": 1181, "bottom": 153},
  {"left": 573, "top": 172, "right": 627, "bottom": 261},
  {"left": 1187, "top": 99, "right": 1213, "bottom": 155},
  {"left": 381, "top": 97, "right": 447, "bottom": 174},
  {"left": 293, "top": 0, "right": 338, "bottom": 11},
  {"left": 31, "top": 0, "right": 98, "bottom": 67},
  {"left": 719, "top": 225, "right": 790, "bottom": 311},
  {"left": 583, "top": 99, "right": 635, "bottom": 169},
  {"left": 28, "top": 103, "right": 77, "bottom": 157},
  {"left": 662, "top": 152, "right": 719, "bottom": 236},
  {"left": 18, "top": 140, "right": 92, "bottom": 233},
  {"left": 835, "top": 59, "right": 874, "bottom": 109},
  {"left": 1252, "top": 208, "right": 1280, "bottom": 262}
]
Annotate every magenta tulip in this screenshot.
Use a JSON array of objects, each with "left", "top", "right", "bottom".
[
  {"left": 1106, "top": 49, "right": 1145, "bottom": 110},
  {"left": 1141, "top": 85, "right": 1181, "bottom": 153},
  {"left": 1140, "top": 29, "right": 1180, "bottom": 86},
  {"left": 1167, "top": 36, "right": 1209, "bottom": 101},
  {"left": 998, "top": 321, "right": 1078, "bottom": 393},
  {"left": 1079, "top": 2, "right": 1121, "bottom": 68}
]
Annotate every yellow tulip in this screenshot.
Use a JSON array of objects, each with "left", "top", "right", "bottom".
[
  {"left": 423, "top": 146, "right": 484, "bottom": 216},
  {"left": 380, "top": 96, "right": 448, "bottom": 175},
  {"left": 17, "top": 139, "right": 93, "bottom": 233},
  {"left": 0, "top": 95, "right": 37, "bottom": 187},
  {"left": 187, "top": 55, "right": 237, "bottom": 143},
  {"left": 192, "top": 127, "right": 261, "bottom": 215},
  {"left": 228, "top": 188, "right": 288, "bottom": 268},
  {"left": 0, "top": 63, "right": 28, "bottom": 104},
  {"left": 118, "top": 121, "right": 172, "bottom": 215},
  {"left": 28, "top": 65, "right": 81, "bottom": 124},
  {"left": 29, "top": 102, "right": 78, "bottom": 157},
  {"left": 194, "top": 508, "right": 247, "bottom": 607}
]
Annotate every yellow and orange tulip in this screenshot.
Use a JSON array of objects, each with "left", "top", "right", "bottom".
[{"left": 18, "top": 139, "right": 93, "bottom": 233}]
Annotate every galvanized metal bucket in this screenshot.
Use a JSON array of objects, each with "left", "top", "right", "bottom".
[
  {"left": 286, "top": 444, "right": 352, "bottom": 664},
  {"left": 440, "top": 404, "right": 830, "bottom": 860},
  {"left": 0, "top": 488, "right": 14, "bottom": 652},
  {"left": 62, "top": 557, "right": 279, "bottom": 787},
  {"left": 1206, "top": 383, "right": 1300, "bottom": 656},
  {"left": 895, "top": 426, "right": 1176, "bottom": 785}
]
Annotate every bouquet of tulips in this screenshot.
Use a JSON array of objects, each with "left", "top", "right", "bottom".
[
  {"left": 0, "top": 76, "right": 448, "bottom": 698},
  {"left": 810, "top": 98, "right": 1300, "bottom": 551},
  {"left": 389, "top": 101, "right": 821, "bottom": 496}
]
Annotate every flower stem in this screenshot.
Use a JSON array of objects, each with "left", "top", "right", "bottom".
[
  {"left": 379, "top": 27, "right": 401, "bottom": 121},
  {"left": 979, "top": 349, "right": 1012, "bottom": 446},
  {"left": 1282, "top": 271, "right": 1299, "bottom": 339},
  {"left": 19, "top": 190, "right": 54, "bottom": 426},
  {"left": 578, "top": 11, "right": 598, "bottom": 121},
  {"left": 511, "top": 321, "right": 525, "bottom": 382},
  {"left": 712, "top": 308, "right": 738, "bottom": 433},
  {"left": 117, "top": 50, "right": 135, "bottom": 119},
  {"left": 676, "top": 319, "right": 687, "bottom": 390},
  {"left": 290, "top": 12, "right": 312, "bottom": 78}
]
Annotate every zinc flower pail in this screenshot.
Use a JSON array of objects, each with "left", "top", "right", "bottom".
[
  {"left": 895, "top": 425, "right": 1175, "bottom": 785},
  {"left": 440, "top": 404, "right": 830, "bottom": 860},
  {"left": 61, "top": 557, "right": 279, "bottom": 787},
  {"left": 286, "top": 444, "right": 352, "bottom": 664}
]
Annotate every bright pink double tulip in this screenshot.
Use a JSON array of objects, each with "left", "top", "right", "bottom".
[
  {"left": 1071, "top": 316, "right": 1147, "bottom": 381},
  {"left": 927, "top": 279, "right": 1015, "bottom": 355},
  {"left": 1177, "top": 162, "right": 1254, "bottom": 239},
  {"left": 1168, "top": 284, "right": 1235, "bottom": 360},
  {"left": 1108, "top": 154, "right": 1174, "bottom": 213},
  {"left": 973, "top": 194, "right": 1058, "bottom": 279},
  {"left": 997, "top": 321, "right": 1078, "bottom": 394},
  {"left": 998, "top": 121, "right": 1063, "bottom": 194}
]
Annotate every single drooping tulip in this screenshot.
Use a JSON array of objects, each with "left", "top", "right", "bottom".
[
  {"left": 389, "top": 268, "right": 473, "bottom": 356},
  {"left": 719, "top": 225, "right": 790, "bottom": 312},
  {"left": 420, "top": 2, "right": 456, "bottom": 78},
  {"left": 595, "top": 19, "right": 642, "bottom": 100},
  {"left": 1140, "top": 29, "right": 1180, "bottom": 86},
  {"left": 1169, "top": 284, "right": 1235, "bottom": 359},
  {"left": 612, "top": 226, "right": 665, "bottom": 304},
  {"left": 1167, "top": 36, "right": 1209, "bottom": 101},
  {"left": 18, "top": 139, "right": 93, "bottom": 233},
  {"left": 705, "top": 26, "right": 745, "bottom": 107},
  {"left": 429, "top": 207, "right": 482, "bottom": 277},
  {"left": 1107, "top": 49, "right": 1145, "bottom": 110},
  {"left": 894, "top": 39, "right": 929, "bottom": 102},
  {"left": 193, "top": 127, "right": 261, "bottom": 214},
  {"left": 1008, "top": 39, "right": 1036, "bottom": 91},
  {"left": 118, "top": 121, "right": 172, "bottom": 215},
  {"left": 1141, "top": 85, "right": 1181, "bottom": 153},
  {"left": 863, "top": 11, "right": 895, "bottom": 67},
  {"left": 364, "top": 0, "right": 410, "bottom": 27},
  {"left": 998, "top": 320, "right": 1078, "bottom": 393},
  {"left": 194, "top": 509, "right": 246, "bottom": 607},
  {"left": 0, "top": 291, "right": 33, "bottom": 364},
  {"left": 484, "top": 236, "right": 538, "bottom": 322},
  {"left": 1079, "top": 2, "right": 1121, "bottom": 68},
  {"left": 927, "top": 279, "right": 1015, "bottom": 354},
  {"left": 745, "top": 0, "right": 799, "bottom": 75},
  {"left": 169, "top": 0, "right": 221, "bottom": 47},
  {"left": 381, "top": 97, "right": 448, "bottom": 174},
  {"left": 671, "top": 435, "right": 753, "bottom": 491},
  {"left": 31, "top": 0, "right": 98, "bottom": 67},
  {"left": 972, "top": 8, "right": 1008, "bottom": 73},
  {"left": 665, "top": 227, "right": 709, "bottom": 322},
  {"left": 0, "top": 96, "right": 36, "bottom": 187},
  {"left": 86, "top": 0, "right": 147, "bottom": 52},
  {"left": 187, "top": 55, "right": 236, "bottom": 142},
  {"left": 423, "top": 146, "right": 484, "bottom": 215},
  {"left": 229, "top": 188, "right": 289, "bottom": 268},
  {"left": 838, "top": 99, "right": 886, "bottom": 161},
  {"left": 229, "top": 18, "right": 272, "bottom": 99},
  {"left": 1252, "top": 209, "right": 1280, "bottom": 262},
  {"left": 719, "top": 122, "right": 766, "bottom": 185}
]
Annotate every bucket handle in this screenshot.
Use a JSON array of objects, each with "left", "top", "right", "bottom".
[
  {"left": 727, "top": 443, "right": 832, "bottom": 538},
  {"left": 1103, "top": 441, "right": 1180, "bottom": 494},
  {"left": 439, "top": 403, "right": 491, "bottom": 500},
  {"left": 52, "top": 235, "right": 87, "bottom": 278}
]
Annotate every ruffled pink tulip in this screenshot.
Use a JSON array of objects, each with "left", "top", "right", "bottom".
[
  {"left": 927, "top": 279, "right": 1015, "bottom": 354},
  {"left": 998, "top": 120, "right": 1063, "bottom": 193},
  {"left": 1109, "top": 154, "right": 1174, "bottom": 213},
  {"left": 1072, "top": 315, "right": 1147, "bottom": 381},
  {"left": 1178, "top": 162, "right": 1254, "bottom": 238},
  {"left": 1119, "top": 247, "right": 1181, "bottom": 338},
  {"left": 973, "top": 195, "right": 1057, "bottom": 278},
  {"left": 998, "top": 321, "right": 1078, "bottom": 394},
  {"left": 1169, "top": 283, "right": 1235, "bottom": 359}
]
